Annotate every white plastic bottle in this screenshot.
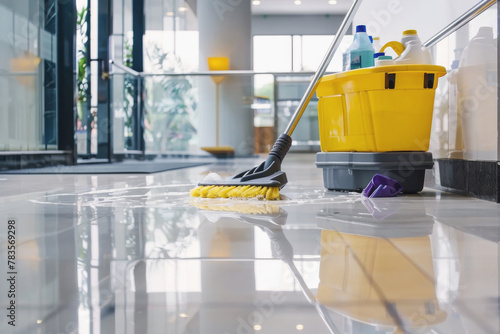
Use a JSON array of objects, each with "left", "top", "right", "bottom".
[
  {"left": 395, "top": 40, "right": 433, "bottom": 64},
  {"left": 375, "top": 55, "right": 394, "bottom": 67},
  {"left": 400, "top": 30, "right": 421, "bottom": 47},
  {"left": 394, "top": 29, "right": 433, "bottom": 64},
  {"left": 460, "top": 26, "right": 496, "bottom": 66}
]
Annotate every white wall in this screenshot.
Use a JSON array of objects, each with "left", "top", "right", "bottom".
[
  {"left": 353, "top": 0, "right": 480, "bottom": 47},
  {"left": 252, "top": 14, "right": 348, "bottom": 36},
  {"left": 0, "top": 2, "right": 48, "bottom": 151},
  {"left": 198, "top": 0, "right": 254, "bottom": 156}
]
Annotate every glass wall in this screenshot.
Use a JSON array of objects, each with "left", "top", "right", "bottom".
[
  {"left": 143, "top": 0, "right": 198, "bottom": 72},
  {"left": 109, "top": 0, "right": 199, "bottom": 155},
  {"left": 142, "top": 0, "right": 199, "bottom": 154},
  {"left": 140, "top": 72, "right": 328, "bottom": 155},
  {"left": 0, "top": 0, "right": 58, "bottom": 151},
  {"left": 253, "top": 34, "right": 353, "bottom": 73},
  {"left": 253, "top": 34, "right": 353, "bottom": 151}
]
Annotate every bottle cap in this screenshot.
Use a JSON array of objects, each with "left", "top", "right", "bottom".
[
  {"left": 378, "top": 56, "right": 393, "bottom": 60},
  {"left": 356, "top": 25, "right": 367, "bottom": 33},
  {"left": 403, "top": 29, "right": 417, "bottom": 36},
  {"left": 374, "top": 52, "right": 385, "bottom": 58},
  {"left": 477, "top": 26, "right": 494, "bottom": 39}
]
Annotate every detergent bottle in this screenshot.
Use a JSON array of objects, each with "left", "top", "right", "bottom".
[
  {"left": 396, "top": 40, "right": 433, "bottom": 64},
  {"left": 401, "top": 29, "right": 421, "bottom": 46},
  {"left": 380, "top": 29, "right": 433, "bottom": 64},
  {"left": 342, "top": 25, "right": 375, "bottom": 71}
]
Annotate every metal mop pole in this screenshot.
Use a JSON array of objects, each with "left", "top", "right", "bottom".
[{"left": 283, "top": 0, "right": 363, "bottom": 137}]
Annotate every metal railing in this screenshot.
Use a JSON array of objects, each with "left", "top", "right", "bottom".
[
  {"left": 423, "top": 0, "right": 497, "bottom": 47},
  {"left": 109, "top": 61, "right": 328, "bottom": 155}
]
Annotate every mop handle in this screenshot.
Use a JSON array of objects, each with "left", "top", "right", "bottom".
[
  {"left": 285, "top": 260, "right": 340, "bottom": 334},
  {"left": 283, "top": 0, "right": 363, "bottom": 137}
]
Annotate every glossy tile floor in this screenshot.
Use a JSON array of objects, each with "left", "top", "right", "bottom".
[{"left": 1, "top": 153, "right": 499, "bottom": 334}]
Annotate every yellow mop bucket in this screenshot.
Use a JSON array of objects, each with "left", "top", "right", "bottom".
[{"left": 317, "top": 64, "right": 447, "bottom": 152}]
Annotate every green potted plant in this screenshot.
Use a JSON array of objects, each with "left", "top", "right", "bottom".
[
  {"left": 76, "top": 6, "right": 89, "bottom": 124},
  {"left": 76, "top": 5, "right": 91, "bottom": 156},
  {"left": 123, "top": 38, "right": 136, "bottom": 149}
]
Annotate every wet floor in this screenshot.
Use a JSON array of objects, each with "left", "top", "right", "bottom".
[{"left": 0, "top": 153, "right": 499, "bottom": 334}]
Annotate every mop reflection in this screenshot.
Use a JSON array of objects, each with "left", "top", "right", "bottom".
[{"left": 317, "top": 197, "right": 447, "bottom": 333}]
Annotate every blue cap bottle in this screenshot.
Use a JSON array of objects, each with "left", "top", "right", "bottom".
[
  {"left": 356, "top": 25, "right": 367, "bottom": 33},
  {"left": 342, "top": 25, "right": 375, "bottom": 71}
]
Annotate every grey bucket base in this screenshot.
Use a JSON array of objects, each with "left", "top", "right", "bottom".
[{"left": 316, "top": 152, "right": 434, "bottom": 194}]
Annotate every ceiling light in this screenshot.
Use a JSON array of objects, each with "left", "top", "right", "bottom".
[
  {"left": 296, "top": 324, "right": 304, "bottom": 330},
  {"left": 179, "top": 313, "right": 188, "bottom": 318},
  {"left": 328, "top": 0, "right": 337, "bottom": 4},
  {"left": 166, "top": 11, "right": 174, "bottom": 16},
  {"left": 294, "top": 0, "right": 301, "bottom": 4},
  {"left": 252, "top": 0, "right": 261, "bottom": 5},
  {"left": 178, "top": 6, "right": 188, "bottom": 12},
  {"left": 37, "top": 320, "right": 43, "bottom": 324},
  {"left": 253, "top": 325, "right": 262, "bottom": 331}
]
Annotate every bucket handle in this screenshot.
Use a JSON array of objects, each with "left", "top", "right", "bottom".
[{"left": 379, "top": 41, "right": 405, "bottom": 56}]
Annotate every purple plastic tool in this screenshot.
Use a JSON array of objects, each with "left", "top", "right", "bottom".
[{"left": 362, "top": 174, "right": 403, "bottom": 198}]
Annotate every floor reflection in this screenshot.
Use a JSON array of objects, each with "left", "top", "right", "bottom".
[{"left": 2, "top": 169, "right": 499, "bottom": 334}]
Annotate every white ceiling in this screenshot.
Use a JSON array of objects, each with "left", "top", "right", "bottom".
[{"left": 252, "top": 0, "right": 353, "bottom": 15}]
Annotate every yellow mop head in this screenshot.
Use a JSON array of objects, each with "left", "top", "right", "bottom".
[
  {"left": 190, "top": 172, "right": 281, "bottom": 200},
  {"left": 192, "top": 135, "right": 290, "bottom": 200},
  {"left": 190, "top": 185, "right": 280, "bottom": 200}
]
